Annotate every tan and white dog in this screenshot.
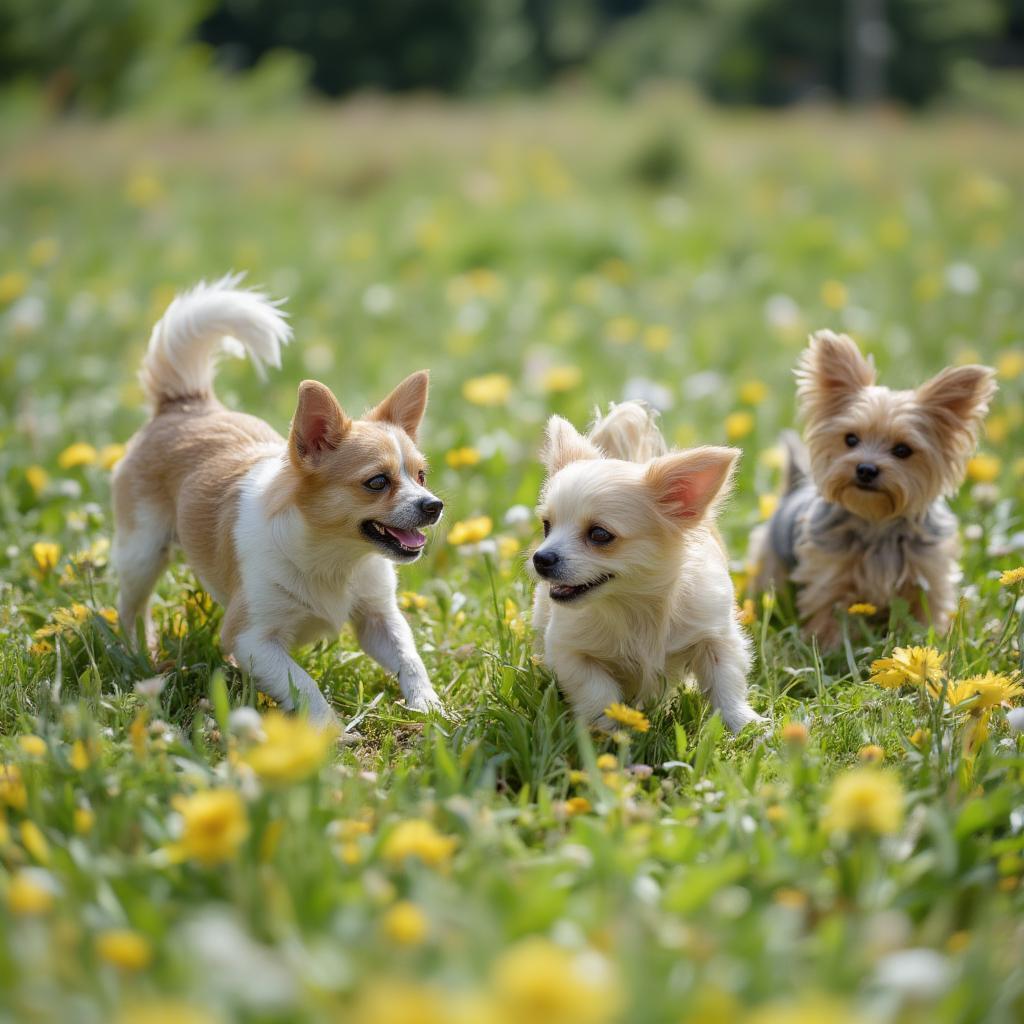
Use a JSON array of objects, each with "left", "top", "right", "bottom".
[
  {"left": 112, "top": 276, "right": 445, "bottom": 724},
  {"left": 530, "top": 401, "right": 762, "bottom": 733}
]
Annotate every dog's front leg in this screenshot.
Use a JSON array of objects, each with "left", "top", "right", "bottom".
[
  {"left": 547, "top": 649, "right": 624, "bottom": 729},
  {"left": 352, "top": 605, "right": 442, "bottom": 714},
  {"left": 687, "top": 631, "right": 764, "bottom": 733},
  {"left": 232, "top": 630, "right": 337, "bottom": 727}
]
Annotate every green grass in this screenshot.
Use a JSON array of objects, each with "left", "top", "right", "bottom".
[{"left": 1, "top": 94, "right": 1023, "bottom": 1023}]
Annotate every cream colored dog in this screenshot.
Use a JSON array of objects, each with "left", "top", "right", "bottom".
[
  {"left": 112, "top": 276, "right": 444, "bottom": 724},
  {"left": 530, "top": 402, "right": 762, "bottom": 733}
]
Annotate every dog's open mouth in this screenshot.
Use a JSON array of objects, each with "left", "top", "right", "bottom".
[
  {"left": 361, "top": 520, "right": 428, "bottom": 558},
  {"left": 549, "top": 574, "right": 613, "bottom": 603}
]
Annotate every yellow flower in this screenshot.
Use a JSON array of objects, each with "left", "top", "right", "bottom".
[
  {"left": 28, "top": 237, "right": 59, "bottom": 268},
  {"left": 31, "top": 540, "right": 60, "bottom": 573},
  {"left": 603, "top": 702, "right": 650, "bottom": 733},
  {"left": 820, "top": 280, "right": 849, "bottom": 309},
  {"left": 125, "top": 170, "right": 165, "bottom": 208},
  {"left": 0, "top": 764, "right": 27, "bottom": 809},
  {"left": 966, "top": 454, "right": 1000, "bottom": 483},
  {"left": 745, "top": 995, "right": 864, "bottom": 1024},
  {"left": 381, "top": 901, "right": 429, "bottom": 946},
  {"left": 758, "top": 493, "right": 779, "bottom": 520},
  {"left": 823, "top": 768, "right": 904, "bottom": 836},
  {"left": 70, "top": 738, "right": 95, "bottom": 771},
  {"left": 847, "top": 602, "right": 877, "bottom": 615},
  {"left": 74, "top": 807, "right": 95, "bottom": 834},
  {"left": 58, "top": 442, "right": 98, "bottom": 470},
  {"left": 17, "top": 735, "right": 46, "bottom": 759},
  {"left": 996, "top": 350, "right": 1024, "bottom": 380},
  {"left": 0, "top": 271, "right": 28, "bottom": 305},
  {"left": 876, "top": 217, "right": 909, "bottom": 250},
  {"left": 242, "top": 712, "right": 335, "bottom": 784},
  {"left": 999, "top": 566, "right": 1024, "bottom": 586},
  {"left": 642, "top": 324, "right": 671, "bottom": 352},
  {"left": 605, "top": 316, "right": 638, "bottom": 345},
  {"left": 115, "top": 1002, "right": 220, "bottom": 1024},
  {"left": 541, "top": 365, "right": 582, "bottom": 393},
  {"left": 739, "top": 379, "right": 768, "bottom": 405},
  {"left": 445, "top": 446, "right": 482, "bottom": 469},
  {"left": 564, "top": 797, "right": 591, "bottom": 817},
  {"left": 448, "top": 516, "right": 493, "bottom": 546},
  {"left": 738, "top": 598, "right": 756, "bottom": 626},
  {"left": 491, "top": 937, "right": 622, "bottom": 1024},
  {"left": 382, "top": 819, "right": 457, "bottom": 868},
  {"left": 781, "top": 721, "right": 809, "bottom": 746},
  {"left": 595, "top": 753, "right": 618, "bottom": 771},
  {"left": 725, "top": 411, "right": 754, "bottom": 441},
  {"left": 351, "top": 980, "right": 448, "bottom": 1024},
  {"left": 869, "top": 646, "right": 945, "bottom": 689},
  {"left": 20, "top": 820, "right": 50, "bottom": 864},
  {"left": 6, "top": 869, "right": 57, "bottom": 915},
  {"left": 400, "top": 591, "right": 429, "bottom": 611},
  {"left": 98, "top": 443, "right": 126, "bottom": 470},
  {"left": 462, "top": 373, "right": 512, "bottom": 407},
  {"left": 909, "top": 728, "right": 930, "bottom": 748},
  {"left": 858, "top": 744, "right": 885, "bottom": 763},
  {"left": 940, "top": 673, "right": 1023, "bottom": 711},
  {"left": 171, "top": 789, "right": 249, "bottom": 866},
  {"left": 96, "top": 929, "right": 153, "bottom": 971},
  {"left": 498, "top": 535, "right": 520, "bottom": 561},
  {"left": 25, "top": 465, "right": 49, "bottom": 496}
]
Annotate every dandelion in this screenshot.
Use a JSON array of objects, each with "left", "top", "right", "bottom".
[
  {"left": 745, "top": 995, "right": 863, "bottom": 1024},
  {"left": 96, "top": 929, "right": 153, "bottom": 971},
  {"left": 847, "top": 602, "right": 877, "bottom": 615},
  {"left": 57, "top": 442, "right": 98, "bottom": 470},
  {"left": 758, "top": 493, "right": 779, "bottom": 520},
  {"left": 491, "top": 938, "right": 622, "bottom": 1024},
  {"left": 18, "top": 735, "right": 46, "bottom": 759},
  {"left": 966, "top": 454, "right": 1000, "bottom": 483},
  {"left": 823, "top": 768, "right": 904, "bottom": 836},
  {"left": 242, "top": 712, "right": 335, "bottom": 784},
  {"left": 858, "top": 744, "right": 885, "bottom": 763},
  {"left": 909, "top": 728, "right": 930, "bottom": 748},
  {"left": 820, "top": 280, "right": 849, "bottom": 310},
  {"left": 31, "top": 541, "right": 60, "bottom": 573},
  {"left": 69, "top": 739, "right": 94, "bottom": 771},
  {"left": 595, "top": 753, "right": 618, "bottom": 771},
  {"left": 869, "top": 646, "right": 945, "bottom": 689},
  {"left": 738, "top": 598, "right": 756, "bottom": 625},
  {"left": 940, "top": 673, "right": 1023, "bottom": 710},
  {"left": 642, "top": 324, "right": 671, "bottom": 352},
  {"left": 400, "top": 591, "right": 429, "bottom": 611},
  {"left": 0, "top": 271, "right": 28, "bottom": 305},
  {"left": 996, "top": 350, "right": 1024, "bottom": 380},
  {"left": 24, "top": 465, "right": 48, "bottom": 496},
  {"left": 381, "top": 901, "right": 429, "bottom": 946},
  {"left": 999, "top": 566, "right": 1024, "bottom": 586},
  {"left": 98, "top": 443, "right": 126, "bottom": 470},
  {"left": 739, "top": 379, "right": 768, "bottom": 405},
  {"left": 781, "top": 721, "right": 809, "bottom": 746},
  {"left": 115, "top": 1002, "right": 220, "bottom": 1024},
  {"left": 497, "top": 535, "right": 520, "bottom": 560},
  {"left": 170, "top": 789, "right": 249, "bottom": 866},
  {"left": 6, "top": 868, "right": 58, "bottom": 915},
  {"left": 565, "top": 796, "right": 592, "bottom": 816},
  {"left": 28, "top": 237, "right": 59, "bottom": 268},
  {"left": 462, "top": 374, "right": 512, "bottom": 407},
  {"left": 125, "top": 170, "right": 165, "bottom": 208},
  {"left": 351, "top": 981, "right": 448, "bottom": 1024},
  {"left": 448, "top": 516, "right": 493, "bottom": 546},
  {"left": 605, "top": 316, "right": 638, "bottom": 345},
  {"left": 0, "top": 764, "right": 27, "bottom": 809},
  {"left": 725, "top": 411, "right": 755, "bottom": 441},
  {"left": 603, "top": 703, "right": 650, "bottom": 733},
  {"left": 382, "top": 819, "right": 457, "bottom": 868},
  {"left": 74, "top": 807, "right": 95, "bottom": 834},
  {"left": 445, "top": 446, "right": 482, "bottom": 469},
  {"left": 20, "top": 821, "right": 50, "bottom": 864},
  {"left": 541, "top": 365, "right": 582, "bottom": 393}
]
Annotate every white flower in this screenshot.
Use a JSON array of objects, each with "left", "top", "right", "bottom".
[
  {"left": 945, "top": 262, "right": 980, "bottom": 295},
  {"left": 1007, "top": 707, "right": 1024, "bottom": 735},
  {"left": 362, "top": 283, "right": 395, "bottom": 316},
  {"left": 764, "top": 293, "right": 800, "bottom": 330},
  {"left": 874, "top": 948, "right": 950, "bottom": 1001},
  {"left": 229, "top": 707, "right": 264, "bottom": 740},
  {"left": 624, "top": 377, "right": 673, "bottom": 410},
  {"left": 682, "top": 371, "right": 724, "bottom": 401},
  {"left": 504, "top": 504, "right": 533, "bottom": 527}
]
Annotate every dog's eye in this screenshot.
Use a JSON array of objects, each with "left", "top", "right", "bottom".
[
  {"left": 364, "top": 474, "right": 389, "bottom": 491},
  {"left": 417, "top": 469, "right": 426, "bottom": 485},
  {"left": 844, "top": 433, "right": 860, "bottom": 448},
  {"left": 542, "top": 519, "right": 551, "bottom": 538},
  {"left": 892, "top": 443, "right": 913, "bottom": 459},
  {"left": 588, "top": 526, "right": 615, "bottom": 545}
]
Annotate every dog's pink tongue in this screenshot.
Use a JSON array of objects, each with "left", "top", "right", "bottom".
[{"left": 385, "top": 526, "right": 427, "bottom": 549}]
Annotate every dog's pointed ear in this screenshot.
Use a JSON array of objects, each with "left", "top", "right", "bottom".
[
  {"left": 796, "top": 329, "right": 876, "bottom": 421},
  {"left": 368, "top": 370, "right": 429, "bottom": 440},
  {"left": 542, "top": 415, "right": 602, "bottom": 475},
  {"left": 916, "top": 364, "right": 997, "bottom": 430},
  {"left": 290, "top": 380, "right": 350, "bottom": 466},
  {"left": 646, "top": 446, "right": 740, "bottom": 521}
]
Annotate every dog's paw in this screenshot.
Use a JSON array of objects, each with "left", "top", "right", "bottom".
[
  {"left": 721, "top": 705, "right": 768, "bottom": 734},
  {"left": 404, "top": 688, "right": 447, "bottom": 717}
]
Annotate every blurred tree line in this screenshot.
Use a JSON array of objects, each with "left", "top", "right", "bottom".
[{"left": 2, "top": 0, "right": 1022, "bottom": 114}]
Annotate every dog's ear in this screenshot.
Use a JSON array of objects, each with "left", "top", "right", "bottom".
[
  {"left": 290, "top": 380, "right": 351, "bottom": 466},
  {"left": 646, "top": 447, "right": 740, "bottom": 521},
  {"left": 368, "top": 370, "right": 429, "bottom": 441},
  {"left": 795, "top": 329, "right": 876, "bottom": 421},
  {"left": 916, "top": 365, "right": 996, "bottom": 433},
  {"left": 542, "top": 415, "right": 602, "bottom": 475}
]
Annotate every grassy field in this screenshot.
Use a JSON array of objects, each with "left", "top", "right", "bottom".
[{"left": 1, "top": 94, "right": 1023, "bottom": 1023}]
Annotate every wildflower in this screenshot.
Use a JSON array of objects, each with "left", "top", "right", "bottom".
[
  {"left": 445, "top": 446, "right": 482, "bottom": 469},
  {"left": 541, "top": 365, "right": 582, "bottom": 393},
  {"left": 115, "top": 1002, "right": 219, "bottom": 1024},
  {"left": 642, "top": 324, "right": 671, "bottom": 352},
  {"left": 25, "top": 465, "right": 48, "bottom": 496},
  {"left": 823, "top": 768, "right": 904, "bottom": 836},
  {"left": 171, "top": 789, "right": 249, "bottom": 866},
  {"left": 758, "top": 493, "right": 778, "bottom": 520},
  {"left": 847, "top": 602, "right": 877, "bottom": 615},
  {"left": 725, "top": 410, "right": 754, "bottom": 441},
  {"left": 858, "top": 744, "right": 885, "bottom": 763},
  {"left": 400, "top": 591, "right": 429, "bottom": 611},
  {"left": 940, "top": 673, "right": 1023, "bottom": 710},
  {"left": 462, "top": 373, "right": 512, "bottom": 407},
  {"left": 57, "top": 442, "right": 98, "bottom": 469},
  {"left": 869, "top": 646, "right": 945, "bottom": 689},
  {"left": 20, "top": 821, "right": 50, "bottom": 864},
  {"left": 745, "top": 995, "right": 862, "bottom": 1024},
  {"left": 70, "top": 739, "right": 94, "bottom": 771},
  {"left": 739, "top": 379, "right": 768, "bottom": 405},
  {"left": 491, "top": 937, "right": 622, "bottom": 1024},
  {"left": 6, "top": 868, "right": 58, "bottom": 915},
  {"left": 351, "top": 981, "right": 448, "bottom": 1024},
  {"left": 603, "top": 703, "right": 650, "bottom": 733},
  {"left": 565, "top": 796, "right": 592, "bottom": 816},
  {"left": 999, "top": 566, "right": 1024, "bottom": 586},
  {"left": 98, "top": 443, "right": 126, "bottom": 470},
  {"left": 242, "top": 712, "right": 335, "bottom": 784},
  {"left": 96, "top": 929, "right": 153, "bottom": 971},
  {"left": 820, "top": 280, "right": 849, "bottom": 310},
  {"left": 874, "top": 948, "right": 950, "bottom": 1002},
  {"left": 74, "top": 807, "right": 95, "bottom": 834},
  {"left": 497, "top": 535, "right": 520, "bottom": 561},
  {"left": 996, "top": 350, "right": 1024, "bottom": 380},
  {"left": 595, "top": 753, "right": 618, "bottom": 771},
  {"left": 781, "top": 722, "right": 809, "bottom": 746},
  {"left": 382, "top": 819, "right": 457, "bottom": 868},
  {"left": 381, "top": 901, "right": 428, "bottom": 945},
  {"left": 448, "top": 516, "right": 492, "bottom": 546},
  {"left": 31, "top": 541, "right": 60, "bottom": 574},
  {"left": 766, "top": 805, "right": 788, "bottom": 823},
  {"left": 0, "top": 764, "right": 27, "bottom": 809},
  {"left": 125, "top": 170, "right": 165, "bottom": 207},
  {"left": 18, "top": 735, "right": 46, "bottom": 759},
  {"left": 738, "top": 598, "right": 756, "bottom": 625},
  {"left": 909, "top": 728, "right": 930, "bottom": 748},
  {"left": 772, "top": 887, "right": 808, "bottom": 909},
  {"left": 0, "top": 271, "right": 28, "bottom": 305},
  {"left": 605, "top": 316, "right": 638, "bottom": 345},
  {"left": 966, "top": 454, "right": 1000, "bottom": 483}
]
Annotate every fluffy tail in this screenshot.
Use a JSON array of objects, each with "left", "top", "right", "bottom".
[
  {"left": 587, "top": 400, "right": 668, "bottom": 463},
  {"left": 140, "top": 273, "right": 291, "bottom": 411},
  {"left": 780, "top": 429, "right": 809, "bottom": 495}
]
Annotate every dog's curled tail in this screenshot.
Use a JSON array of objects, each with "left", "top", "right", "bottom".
[
  {"left": 587, "top": 400, "right": 668, "bottom": 463},
  {"left": 779, "top": 429, "right": 809, "bottom": 496},
  {"left": 140, "top": 273, "right": 291, "bottom": 412}
]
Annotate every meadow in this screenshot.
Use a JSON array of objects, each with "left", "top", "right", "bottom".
[{"left": 1, "top": 93, "right": 1023, "bottom": 1023}]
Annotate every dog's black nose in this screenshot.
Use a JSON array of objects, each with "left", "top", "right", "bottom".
[
  {"left": 533, "top": 549, "right": 560, "bottom": 575},
  {"left": 419, "top": 497, "right": 444, "bottom": 521},
  {"left": 856, "top": 462, "right": 880, "bottom": 484}
]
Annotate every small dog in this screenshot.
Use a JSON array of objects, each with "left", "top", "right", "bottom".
[
  {"left": 113, "top": 276, "right": 445, "bottom": 724},
  {"left": 751, "top": 330, "right": 996, "bottom": 649},
  {"left": 530, "top": 401, "right": 762, "bottom": 733}
]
